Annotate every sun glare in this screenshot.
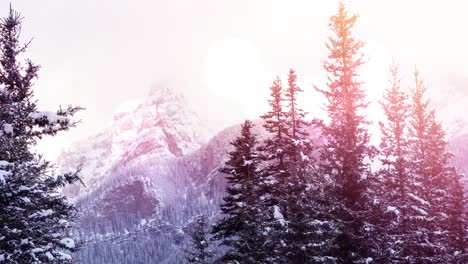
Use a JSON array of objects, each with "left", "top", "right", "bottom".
[{"left": 203, "top": 38, "right": 265, "bottom": 99}]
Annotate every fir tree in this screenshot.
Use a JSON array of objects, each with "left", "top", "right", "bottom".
[
  {"left": 258, "top": 77, "right": 289, "bottom": 263},
  {"left": 279, "top": 69, "right": 329, "bottom": 262},
  {"left": 185, "top": 215, "right": 213, "bottom": 264},
  {"left": 212, "top": 120, "right": 266, "bottom": 263},
  {"left": 315, "top": 3, "right": 376, "bottom": 262},
  {"left": 0, "top": 8, "right": 83, "bottom": 263},
  {"left": 405, "top": 68, "right": 439, "bottom": 262},
  {"left": 377, "top": 63, "right": 415, "bottom": 262},
  {"left": 424, "top": 112, "right": 467, "bottom": 262},
  {"left": 445, "top": 170, "right": 467, "bottom": 262},
  {"left": 261, "top": 76, "right": 288, "bottom": 168}
]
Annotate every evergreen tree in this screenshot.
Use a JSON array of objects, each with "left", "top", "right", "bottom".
[
  {"left": 405, "top": 68, "right": 439, "bottom": 262},
  {"left": 0, "top": 8, "right": 83, "bottom": 263},
  {"left": 315, "top": 3, "right": 376, "bottom": 262},
  {"left": 258, "top": 77, "right": 289, "bottom": 263},
  {"left": 445, "top": 170, "right": 467, "bottom": 262},
  {"left": 377, "top": 63, "right": 416, "bottom": 262},
  {"left": 185, "top": 215, "right": 213, "bottom": 264},
  {"left": 212, "top": 120, "right": 266, "bottom": 263},
  {"left": 424, "top": 112, "right": 467, "bottom": 262},
  {"left": 276, "top": 69, "right": 322, "bottom": 262}
]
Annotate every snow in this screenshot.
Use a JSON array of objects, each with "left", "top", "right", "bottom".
[
  {"left": 31, "top": 248, "right": 44, "bottom": 253},
  {"left": 18, "top": 185, "right": 31, "bottom": 191},
  {"left": 243, "top": 159, "right": 253, "bottom": 166},
  {"left": 411, "top": 205, "right": 428, "bottom": 216},
  {"left": 30, "top": 209, "right": 54, "bottom": 218},
  {"left": 300, "top": 151, "right": 309, "bottom": 161},
  {"left": 0, "top": 254, "right": 4, "bottom": 261},
  {"left": 45, "top": 252, "right": 55, "bottom": 260},
  {"left": 29, "top": 111, "right": 68, "bottom": 123},
  {"left": 310, "top": 219, "right": 329, "bottom": 226},
  {"left": 0, "top": 169, "right": 10, "bottom": 183},
  {"left": 386, "top": 206, "right": 400, "bottom": 215},
  {"left": 57, "top": 251, "right": 72, "bottom": 260},
  {"left": 40, "top": 209, "right": 54, "bottom": 217},
  {"left": 2, "top": 123, "right": 13, "bottom": 134},
  {"left": 273, "top": 205, "right": 286, "bottom": 226},
  {"left": 58, "top": 219, "right": 69, "bottom": 225},
  {"left": 365, "top": 257, "right": 373, "bottom": 263},
  {"left": 408, "top": 193, "right": 430, "bottom": 206},
  {"left": 60, "top": 238, "right": 75, "bottom": 249}
]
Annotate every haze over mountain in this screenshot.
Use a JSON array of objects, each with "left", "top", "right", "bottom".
[{"left": 2, "top": 0, "right": 465, "bottom": 162}]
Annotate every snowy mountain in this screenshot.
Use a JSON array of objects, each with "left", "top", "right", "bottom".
[
  {"left": 56, "top": 85, "right": 242, "bottom": 263},
  {"left": 58, "top": 84, "right": 212, "bottom": 199}
]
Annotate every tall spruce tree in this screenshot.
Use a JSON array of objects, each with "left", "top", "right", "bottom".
[
  {"left": 276, "top": 69, "right": 325, "bottom": 262},
  {"left": 444, "top": 168, "right": 467, "bottom": 262},
  {"left": 0, "top": 8, "right": 82, "bottom": 263},
  {"left": 258, "top": 76, "right": 289, "bottom": 263},
  {"left": 212, "top": 120, "right": 266, "bottom": 263},
  {"left": 424, "top": 112, "right": 467, "bottom": 262},
  {"left": 315, "top": 3, "right": 376, "bottom": 262},
  {"left": 405, "top": 68, "right": 439, "bottom": 262},
  {"left": 185, "top": 215, "right": 213, "bottom": 264},
  {"left": 377, "top": 63, "right": 416, "bottom": 262}
]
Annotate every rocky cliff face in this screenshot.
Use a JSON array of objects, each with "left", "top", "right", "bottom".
[{"left": 58, "top": 84, "right": 211, "bottom": 199}]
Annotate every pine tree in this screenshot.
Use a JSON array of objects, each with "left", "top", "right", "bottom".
[
  {"left": 258, "top": 77, "right": 289, "bottom": 263},
  {"left": 424, "top": 112, "right": 467, "bottom": 262},
  {"left": 377, "top": 63, "right": 416, "bottom": 262},
  {"left": 445, "top": 171, "right": 467, "bottom": 262},
  {"left": 405, "top": 68, "right": 439, "bottom": 262},
  {"left": 0, "top": 8, "right": 83, "bottom": 263},
  {"left": 185, "top": 215, "right": 213, "bottom": 264},
  {"left": 275, "top": 69, "right": 323, "bottom": 262},
  {"left": 315, "top": 3, "right": 376, "bottom": 262},
  {"left": 212, "top": 120, "right": 266, "bottom": 263}
]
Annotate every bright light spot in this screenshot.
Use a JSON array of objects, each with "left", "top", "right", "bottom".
[
  {"left": 203, "top": 38, "right": 266, "bottom": 99},
  {"left": 36, "top": 135, "right": 71, "bottom": 163}
]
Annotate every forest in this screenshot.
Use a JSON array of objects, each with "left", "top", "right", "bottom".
[{"left": 0, "top": 2, "right": 467, "bottom": 264}]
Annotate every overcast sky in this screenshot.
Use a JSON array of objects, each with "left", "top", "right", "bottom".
[{"left": 2, "top": 0, "right": 468, "bottom": 160}]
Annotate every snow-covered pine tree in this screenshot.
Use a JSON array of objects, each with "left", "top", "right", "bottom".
[
  {"left": 405, "top": 68, "right": 439, "bottom": 262},
  {"left": 257, "top": 76, "right": 290, "bottom": 263},
  {"left": 444, "top": 169, "right": 467, "bottom": 262},
  {"left": 424, "top": 112, "right": 467, "bottom": 262},
  {"left": 315, "top": 3, "right": 376, "bottom": 262},
  {"left": 185, "top": 215, "right": 213, "bottom": 264},
  {"left": 0, "top": 8, "right": 82, "bottom": 263},
  {"left": 212, "top": 120, "right": 266, "bottom": 263},
  {"left": 377, "top": 63, "right": 414, "bottom": 262},
  {"left": 279, "top": 69, "right": 332, "bottom": 262}
]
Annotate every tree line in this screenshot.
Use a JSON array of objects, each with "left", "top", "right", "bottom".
[{"left": 187, "top": 3, "right": 467, "bottom": 264}]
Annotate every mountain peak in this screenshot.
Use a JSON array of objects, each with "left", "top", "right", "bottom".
[{"left": 59, "top": 84, "right": 212, "bottom": 197}]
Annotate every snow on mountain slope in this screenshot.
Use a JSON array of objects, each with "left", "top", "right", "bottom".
[{"left": 58, "top": 84, "right": 212, "bottom": 198}]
